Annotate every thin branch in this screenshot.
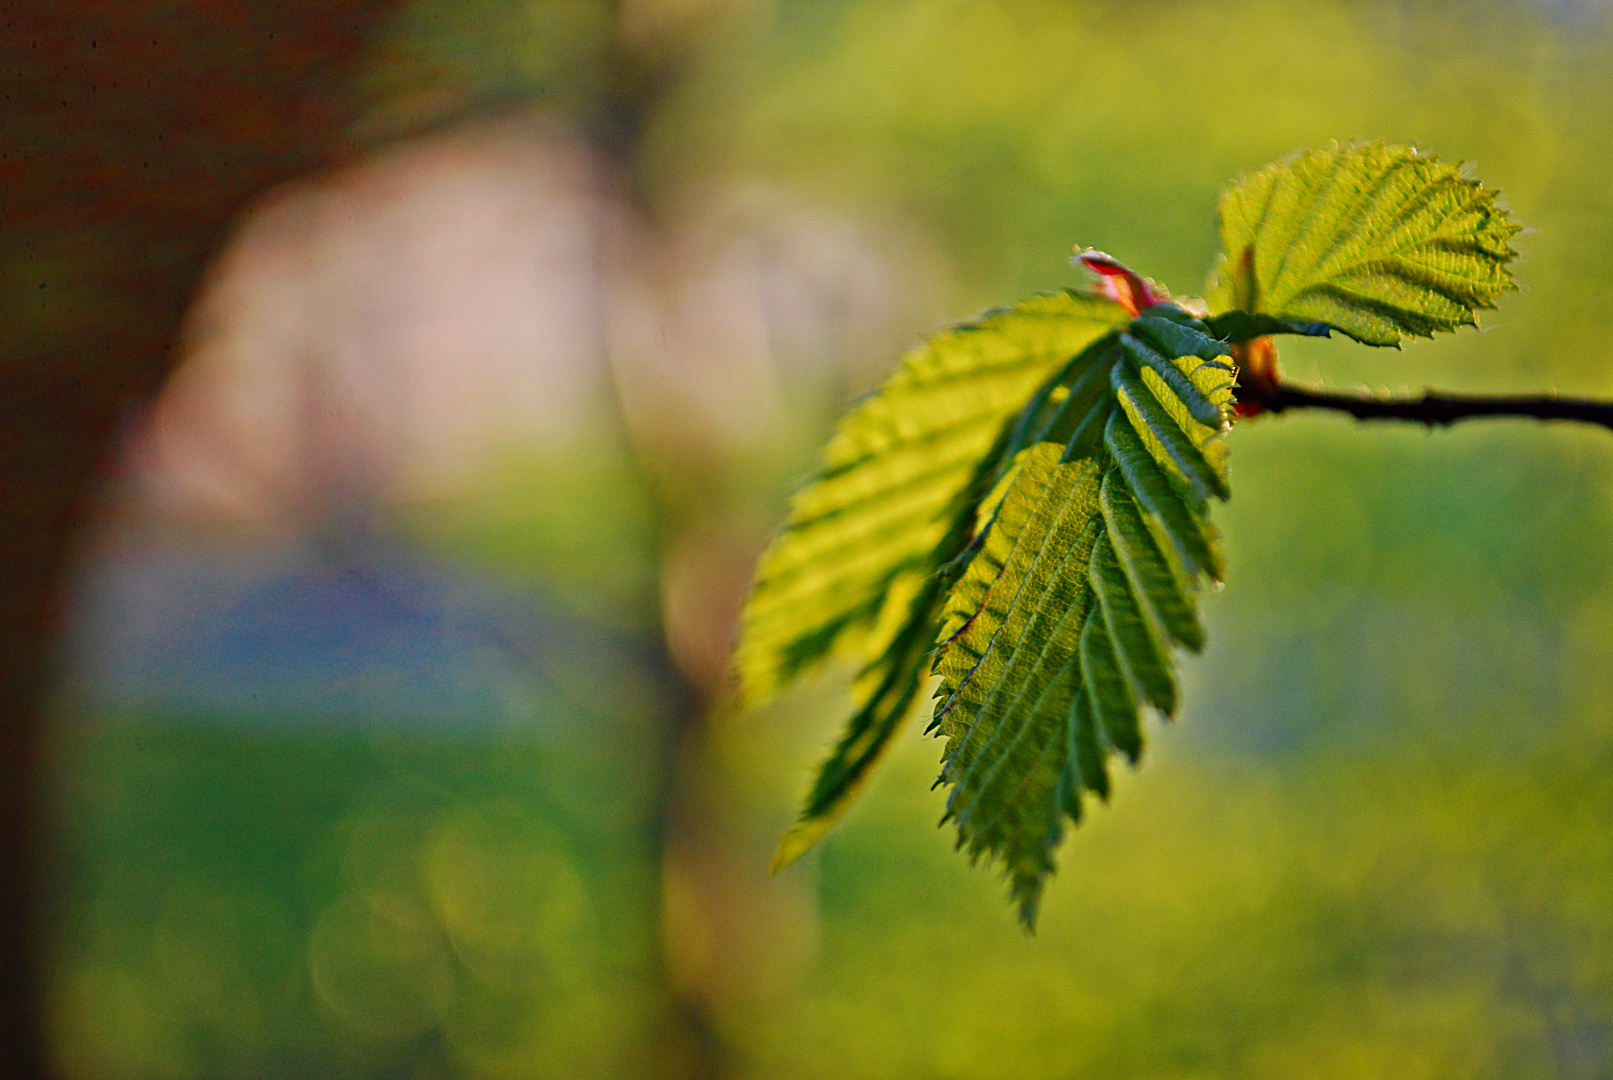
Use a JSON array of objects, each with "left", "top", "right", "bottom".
[{"left": 1243, "top": 379, "right": 1613, "bottom": 433}]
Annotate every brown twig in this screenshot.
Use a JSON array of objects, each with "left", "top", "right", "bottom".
[{"left": 1239, "top": 375, "right": 1613, "bottom": 433}]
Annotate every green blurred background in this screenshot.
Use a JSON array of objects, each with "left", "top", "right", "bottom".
[{"left": 41, "top": 0, "right": 1613, "bottom": 1077}]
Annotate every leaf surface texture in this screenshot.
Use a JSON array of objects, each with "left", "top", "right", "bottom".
[
  {"left": 1209, "top": 142, "right": 1520, "bottom": 345},
  {"left": 928, "top": 308, "right": 1233, "bottom": 922},
  {"left": 737, "top": 292, "right": 1130, "bottom": 867}
]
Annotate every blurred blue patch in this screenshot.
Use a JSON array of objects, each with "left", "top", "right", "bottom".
[{"left": 62, "top": 534, "right": 588, "bottom": 730}]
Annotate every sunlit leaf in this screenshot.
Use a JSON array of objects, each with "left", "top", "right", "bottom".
[
  {"left": 1208, "top": 142, "right": 1520, "bottom": 345},
  {"left": 743, "top": 144, "right": 1526, "bottom": 925},
  {"left": 923, "top": 301, "right": 1232, "bottom": 922},
  {"left": 742, "top": 291, "right": 1131, "bottom": 867},
  {"left": 750, "top": 282, "right": 1235, "bottom": 916}
]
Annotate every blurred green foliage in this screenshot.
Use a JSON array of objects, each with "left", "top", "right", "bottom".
[
  {"left": 45, "top": 0, "right": 1613, "bottom": 1076},
  {"left": 47, "top": 720, "right": 670, "bottom": 1079},
  {"left": 724, "top": 732, "right": 1613, "bottom": 1079}
]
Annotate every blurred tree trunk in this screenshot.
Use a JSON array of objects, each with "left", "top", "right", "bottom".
[{"left": 0, "top": 4, "right": 400, "bottom": 1074}]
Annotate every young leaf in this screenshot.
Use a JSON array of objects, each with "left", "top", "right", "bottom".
[
  {"left": 1208, "top": 142, "right": 1520, "bottom": 345},
  {"left": 1120, "top": 330, "right": 1225, "bottom": 429},
  {"left": 931, "top": 443, "right": 1106, "bottom": 919},
  {"left": 737, "top": 291, "right": 1130, "bottom": 707},
  {"left": 929, "top": 300, "right": 1234, "bottom": 923},
  {"left": 1112, "top": 360, "right": 1228, "bottom": 504},
  {"left": 743, "top": 291, "right": 1131, "bottom": 867},
  {"left": 1100, "top": 469, "right": 1204, "bottom": 653},
  {"left": 1105, "top": 409, "right": 1221, "bottom": 581},
  {"left": 1202, "top": 310, "right": 1333, "bottom": 344},
  {"left": 1089, "top": 531, "right": 1176, "bottom": 715},
  {"left": 739, "top": 146, "right": 1537, "bottom": 929}
]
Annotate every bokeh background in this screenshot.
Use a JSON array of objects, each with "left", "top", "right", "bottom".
[{"left": 37, "top": 0, "right": 1613, "bottom": 1076}]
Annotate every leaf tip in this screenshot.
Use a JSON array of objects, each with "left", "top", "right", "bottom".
[{"left": 770, "top": 817, "right": 833, "bottom": 873}]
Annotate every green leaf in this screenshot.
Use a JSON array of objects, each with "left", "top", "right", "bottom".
[
  {"left": 931, "top": 442, "right": 1105, "bottom": 920},
  {"left": 1208, "top": 142, "right": 1521, "bottom": 346},
  {"left": 1079, "top": 606, "right": 1139, "bottom": 763},
  {"left": 1099, "top": 469, "right": 1204, "bottom": 653},
  {"left": 1105, "top": 408, "right": 1222, "bottom": 581},
  {"left": 1131, "top": 314, "right": 1237, "bottom": 366},
  {"left": 1090, "top": 531, "right": 1176, "bottom": 715},
  {"left": 1038, "top": 339, "right": 1123, "bottom": 447},
  {"left": 737, "top": 290, "right": 1130, "bottom": 706},
  {"left": 927, "top": 302, "right": 1234, "bottom": 923},
  {"left": 1120, "top": 331, "right": 1225, "bottom": 430},
  {"left": 743, "top": 290, "right": 1131, "bottom": 867},
  {"left": 748, "top": 289, "right": 1231, "bottom": 921},
  {"left": 1202, "top": 310, "right": 1333, "bottom": 344},
  {"left": 1112, "top": 359, "right": 1228, "bottom": 504},
  {"left": 1064, "top": 687, "right": 1109, "bottom": 803},
  {"left": 741, "top": 146, "right": 1535, "bottom": 927}
]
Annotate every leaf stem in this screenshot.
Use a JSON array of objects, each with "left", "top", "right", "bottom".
[{"left": 1242, "top": 379, "right": 1613, "bottom": 433}]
